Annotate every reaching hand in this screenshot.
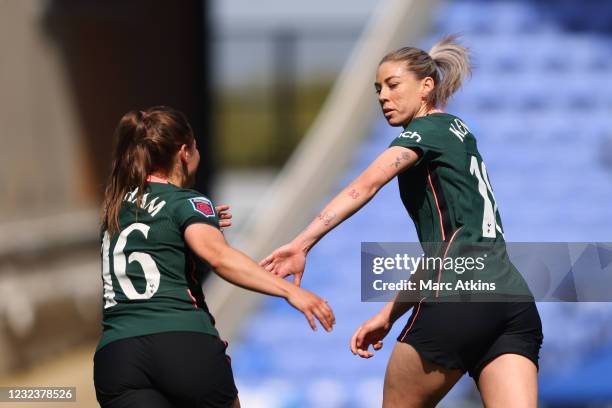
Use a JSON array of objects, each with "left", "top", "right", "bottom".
[
  {"left": 286, "top": 286, "right": 335, "bottom": 332},
  {"left": 215, "top": 204, "right": 233, "bottom": 229},
  {"left": 260, "top": 242, "right": 306, "bottom": 286},
  {"left": 350, "top": 313, "right": 392, "bottom": 358}
]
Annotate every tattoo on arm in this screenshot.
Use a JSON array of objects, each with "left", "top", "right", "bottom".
[
  {"left": 393, "top": 152, "right": 410, "bottom": 169},
  {"left": 348, "top": 188, "right": 360, "bottom": 199},
  {"left": 393, "top": 152, "right": 413, "bottom": 169},
  {"left": 318, "top": 211, "right": 337, "bottom": 226}
]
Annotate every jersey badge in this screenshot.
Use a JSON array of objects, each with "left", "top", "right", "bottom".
[{"left": 190, "top": 197, "right": 215, "bottom": 217}]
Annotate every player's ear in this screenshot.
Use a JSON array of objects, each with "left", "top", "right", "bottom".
[
  {"left": 178, "top": 143, "right": 190, "bottom": 163},
  {"left": 420, "top": 76, "right": 435, "bottom": 99}
]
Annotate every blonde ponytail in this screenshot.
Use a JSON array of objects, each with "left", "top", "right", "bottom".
[{"left": 428, "top": 35, "right": 471, "bottom": 107}]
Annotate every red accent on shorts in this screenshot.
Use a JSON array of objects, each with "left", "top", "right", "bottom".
[
  {"left": 400, "top": 297, "right": 426, "bottom": 342},
  {"left": 427, "top": 168, "right": 446, "bottom": 241}
]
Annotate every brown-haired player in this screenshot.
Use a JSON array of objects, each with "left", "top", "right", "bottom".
[{"left": 94, "top": 106, "right": 335, "bottom": 408}]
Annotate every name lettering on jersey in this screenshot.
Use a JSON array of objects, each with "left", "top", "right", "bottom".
[
  {"left": 399, "top": 130, "right": 422, "bottom": 142},
  {"left": 449, "top": 119, "right": 469, "bottom": 142},
  {"left": 123, "top": 188, "right": 167, "bottom": 217}
]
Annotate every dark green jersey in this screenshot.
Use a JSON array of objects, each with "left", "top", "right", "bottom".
[
  {"left": 97, "top": 182, "right": 220, "bottom": 351},
  {"left": 389, "top": 113, "right": 531, "bottom": 298}
]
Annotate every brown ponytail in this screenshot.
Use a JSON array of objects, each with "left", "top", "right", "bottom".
[
  {"left": 380, "top": 34, "right": 471, "bottom": 108},
  {"left": 101, "top": 106, "right": 194, "bottom": 235}
]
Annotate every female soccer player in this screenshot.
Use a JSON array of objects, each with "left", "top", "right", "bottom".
[
  {"left": 262, "top": 36, "right": 543, "bottom": 407},
  {"left": 93, "top": 106, "right": 335, "bottom": 408}
]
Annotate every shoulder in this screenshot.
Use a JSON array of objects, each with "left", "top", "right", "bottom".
[
  {"left": 169, "top": 187, "right": 219, "bottom": 230},
  {"left": 167, "top": 187, "right": 217, "bottom": 217},
  {"left": 404, "top": 113, "right": 472, "bottom": 144},
  {"left": 410, "top": 113, "right": 468, "bottom": 133},
  {"left": 169, "top": 186, "right": 212, "bottom": 201}
]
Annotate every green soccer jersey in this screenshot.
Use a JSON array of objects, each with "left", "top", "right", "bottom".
[
  {"left": 97, "top": 182, "right": 220, "bottom": 351},
  {"left": 389, "top": 113, "right": 532, "bottom": 298}
]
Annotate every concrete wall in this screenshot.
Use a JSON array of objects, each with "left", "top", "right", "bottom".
[{"left": 0, "top": 0, "right": 87, "bottom": 222}]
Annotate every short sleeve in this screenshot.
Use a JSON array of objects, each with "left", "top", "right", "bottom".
[
  {"left": 170, "top": 191, "right": 220, "bottom": 232},
  {"left": 388, "top": 119, "right": 444, "bottom": 166}
]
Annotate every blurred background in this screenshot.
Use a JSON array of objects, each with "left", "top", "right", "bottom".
[{"left": 0, "top": 0, "right": 611, "bottom": 407}]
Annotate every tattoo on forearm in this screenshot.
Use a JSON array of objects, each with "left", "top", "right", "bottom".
[
  {"left": 402, "top": 152, "right": 411, "bottom": 161},
  {"left": 394, "top": 156, "right": 401, "bottom": 168},
  {"left": 348, "top": 188, "right": 360, "bottom": 199},
  {"left": 318, "top": 211, "right": 337, "bottom": 226}
]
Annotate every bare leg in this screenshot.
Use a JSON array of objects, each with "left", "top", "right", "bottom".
[
  {"left": 478, "top": 353, "right": 538, "bottom": 408},
  {"left": 383, "top": 342, "right": 464, "bottom": 408}
]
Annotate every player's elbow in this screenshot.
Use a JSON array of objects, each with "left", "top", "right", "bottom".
[
  {"left": 209, "top": 244, "right": 244, "bottom": 279},
  {"left": 203, "top": 244, "right": 227, "bottom": 271},
  {"left": 356, "top": 174, "right": 384, "bottom": 198}
]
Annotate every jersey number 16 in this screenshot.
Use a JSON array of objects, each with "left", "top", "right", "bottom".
[{"left": 101, "top": 223, "right": 161, "bottom": 309}]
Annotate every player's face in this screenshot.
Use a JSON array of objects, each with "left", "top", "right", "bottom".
[{"left": 375, "top": 61, "right": 427, "bottom": 127}]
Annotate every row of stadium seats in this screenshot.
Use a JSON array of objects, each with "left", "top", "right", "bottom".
[{"left": 440, "top": 0, "right": 612, "bottom": 34}]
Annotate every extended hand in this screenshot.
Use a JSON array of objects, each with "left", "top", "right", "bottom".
[
  {"left": 287, "top": 287, "right": 335, "bottom": 332},
  {"left": 260, "top": 242, "right": 306, "bottom": 286}
]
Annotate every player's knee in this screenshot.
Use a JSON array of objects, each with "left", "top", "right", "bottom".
[{"left": 383, "top": 389, "right": 436, "bottom": 408}]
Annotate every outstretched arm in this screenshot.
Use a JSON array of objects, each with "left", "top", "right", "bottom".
[
  {"left": 290, "top": 146, "right": 419, "bottom": 254},
  {"left": 261, "top": 146, "right": 419, "bottom": 285},
  {"left": 185, "top": 223, "right": 336, "bottom": 332}
]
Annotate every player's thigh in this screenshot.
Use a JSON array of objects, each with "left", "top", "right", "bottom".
[
  {"left": 383, "top": 342, "right": 463, "bottom": 408},
  {"left": 478, "top": 353, "right": 538, "bottom": 408}
]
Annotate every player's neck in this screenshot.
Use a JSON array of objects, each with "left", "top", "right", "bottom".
[
  {"left": 147, "top": 174, "right": 168, "bottom": 184},
  {"left": 147, "top": 173, "right": 184, "bottom": 187},
  {"left": 415, "top": 105, "right": 443, "bottom": 119}
]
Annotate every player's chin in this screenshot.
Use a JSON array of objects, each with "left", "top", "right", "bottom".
[{"left": 385, "top": 115, "right": 404, "bottom": 127}]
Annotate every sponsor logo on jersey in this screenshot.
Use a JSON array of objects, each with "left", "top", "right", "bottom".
[
  {"left": 398, "top": 130, "right": 422, "bottom": 142},
  {"left": 190, "top": 197, "right": 215, "bottom": 217}
]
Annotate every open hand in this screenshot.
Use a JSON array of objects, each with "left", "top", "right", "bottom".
[
  {"left": 260, "top": 242, "right": 306, "bottom": 286},
  {"left": 287, "top": 286, "right": 335, "bottom": 332}
]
